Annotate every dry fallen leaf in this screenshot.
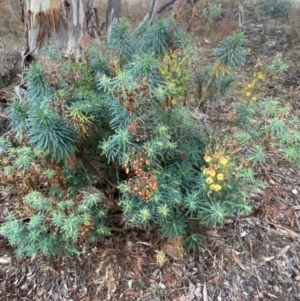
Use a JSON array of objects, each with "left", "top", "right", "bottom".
[
  {"left": 186, "top": 281, "right": 195, "bottom": 301},
  {"left": 274, "top": 261, "right": 287, "bottom": 275},
  {"left": 136, "top": 241, "right": 152, "bottom": 246},
  {"left": 266, "top": 225, "right": 300, "bottom": 241},
  {"left": 262, "top": 256, "right": 275, "bottom": 262},
  {"left": 266, "top": 292, "right": 278, "bottom": 298},
  {"left": 171, "top": 265, "right": 182, "bottom": 277},
  {"left": 262, "top": 245, "right": 291, "bottom": 261},
  {"left": 137, "top": 257, "right": 143, "bottom": 273},
  {"left": 162, "top": 237, "right": 185, "bottom": 259},
  {"left": 126, "top": 241, "right": 133, "bottom": 253},
  {"left": 275, "top": 245, "right": 290, "bottom": 259},
  {"left": 178, "top": 294, "right": 186, "bottom": 301},
  {"left": 207, "top": 275, "right": 221, "bottom": 284},
  {"left": 203, "top": 282, "right": 208, "bottom": 301},
  {"left": 232, "top": 249, "right": 246, "bottom": 270},
  {"left": 155, "top": 250, "right": 166, "bottom": 267}
]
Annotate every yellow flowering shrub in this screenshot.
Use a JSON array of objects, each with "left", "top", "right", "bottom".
[
  {"left": 210, "top": 184, "right": 222, "bottom": 192},
  {"left": 204, "top": 155, "right": 212, "bottom": 162},
  {"left": 206, "top": 177, "right": 214, "bottom": 184},
  {"left": 216, "top": 173, "right": 224, "bottom": 181},
  {"left": 244, "top": 58, "right": 266, "bottom": 102},
  {"left": 219, "top": 157, "right": 229, "bottom": 165},
  {"left": 202, "top": 150, "right": 231, "bottom": 195},
  {"left": 243, "top": 54, "right": 286, "bottom": 103},
  {"left": 203, "top": 168, "right": 216, "bottom": 177}
]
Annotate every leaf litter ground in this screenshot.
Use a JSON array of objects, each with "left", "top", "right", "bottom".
[{"left": 0, "top": 4, "right": 300, "bottom": 301}]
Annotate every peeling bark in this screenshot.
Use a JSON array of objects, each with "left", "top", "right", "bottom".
[{"left": 21, "top": 0, "right": 100, "bottom": 57}]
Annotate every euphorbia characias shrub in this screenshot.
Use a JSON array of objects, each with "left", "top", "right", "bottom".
[{"left": 1, "top": 17, "right": 255, "bottom": 256}]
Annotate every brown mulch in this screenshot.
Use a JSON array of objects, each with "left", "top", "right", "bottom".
[{"left": 1, "top": 182, "right": 299, "bottom": 301}]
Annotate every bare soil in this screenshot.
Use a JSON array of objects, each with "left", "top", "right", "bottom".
[
  {"left": 0, "top": 1, "right": 300, "bottom": 301},
  {"left": 0, "top": 0, "right": 25, "bottom": 88}
]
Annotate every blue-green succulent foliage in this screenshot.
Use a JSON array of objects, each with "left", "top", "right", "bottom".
[{"left": 2, "top": 18, "right": 252, "bottom": 256}]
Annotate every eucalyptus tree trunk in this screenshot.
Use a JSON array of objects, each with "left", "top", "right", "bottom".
[
  {"left": 145, "top": 0, "right": 158, "bottom": 24},
  {"left": 106, "top": 0, "right": 121, "bottom": 41},
  {"left": 21, "top": 0, "right": 100, "bottom": 58},
  {"left": 157, "top": 0, "right": 177, "bottom": 14},
  {"left": 135, "top": 0, "right": 159, "bottom": 33},
  {"left": 238, "top": 0, "right": 245, "bottom": 30}
]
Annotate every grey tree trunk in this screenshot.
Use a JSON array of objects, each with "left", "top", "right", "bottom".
[
  {"left": 238, "top": 0, "right": 245, "bottom": 30},
  {"left": 148, "top": 0, "right": 158, "bottom": 24},
  {"left": 106, "top": 0, "right": 121, "bottom": 41},
  {"left": 21, "top": 0, "right": 100, "bottom": 58},
  {"left": 157, "top": 0, "right": 177, "bottom": 14},
  {"left": 136, "top": 0, "right": 159, "bottom": 32}
]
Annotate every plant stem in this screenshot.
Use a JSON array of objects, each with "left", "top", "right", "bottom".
[{"left": 197, "top": 61, "right": 222, "bottom": 109}]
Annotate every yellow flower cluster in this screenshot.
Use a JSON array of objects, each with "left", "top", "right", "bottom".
[
  {"left": 203, "top": 168, "right": 216, "bottom": 177},
  {"left": 203, "top": 151, "right": 230, "bottom": 194},
  {"left": 210, "top": 184, "right": 222, "bottom": 191},
  {"left": 204, "top": 155, "right": 229, "bottom": 166},
  {"left": 244, "top": 58, "right": 266, "bottom": 102},
  {"left": 204, "top": 154, "right": 212, "bottom": 163}
]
